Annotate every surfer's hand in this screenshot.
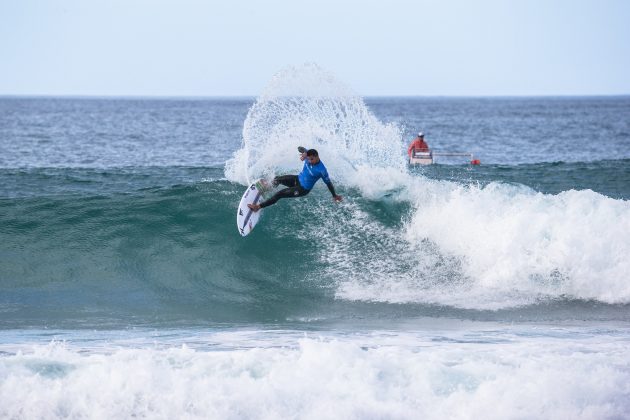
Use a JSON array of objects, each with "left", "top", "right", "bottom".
[
  {"left": 247, "top": 203, "right": 261, "bottom": 212},
  {"left": 333, "top": 195, "right": 343, "bottom": 202},
  {"left": 300, "top": 153, "right": 307, "bottom": 161}
]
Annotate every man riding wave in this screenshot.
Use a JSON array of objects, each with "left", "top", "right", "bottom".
[{"left": 248, "top": 148, "right": 343, "bottom": 212}]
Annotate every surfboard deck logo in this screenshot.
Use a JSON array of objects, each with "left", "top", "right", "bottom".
[{"left": 236, "top": 178, "right": 270, "bottom": 237}]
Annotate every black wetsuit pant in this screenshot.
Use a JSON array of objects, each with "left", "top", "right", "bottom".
[{"left": 259, "top": 175, "right": 310, "bottom": 208}]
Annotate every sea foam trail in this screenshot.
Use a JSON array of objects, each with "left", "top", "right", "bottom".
[
  {"left": 1, "top": 331, "right": 629, "bottom": 420},
  {"left": 226, "top": 63, "right": 630, "bottom": 309}
]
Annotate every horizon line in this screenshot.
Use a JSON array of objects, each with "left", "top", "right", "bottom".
[{"left": 1, "top": 93, "right": 629, "bottom": 100}]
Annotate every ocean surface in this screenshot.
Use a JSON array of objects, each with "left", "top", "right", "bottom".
[{"left": 1, "top": 65, "right": 630, "bottom": 419}]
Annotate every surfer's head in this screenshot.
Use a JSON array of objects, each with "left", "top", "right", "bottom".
[{"left": 306, "top": 149, "right": 320, "bottom": 164}]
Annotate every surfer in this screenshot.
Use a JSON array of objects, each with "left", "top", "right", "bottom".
[
  {"left": 247, "top": 148, "right": 343, "bottom": 212},
  {"left": 407, "top": 132, "right": 430, "bottom": 158}
]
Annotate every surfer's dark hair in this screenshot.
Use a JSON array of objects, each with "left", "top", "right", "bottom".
[{"left": 306, "top": 149, "right": 318, "bottom": 157}]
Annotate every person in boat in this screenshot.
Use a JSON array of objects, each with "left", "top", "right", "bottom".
[
  {"left": 407, "top": 132, "right": 430, "bottom": 158},
  {"left": 247, "top": 148, "right": 343, "bottom": 212}
]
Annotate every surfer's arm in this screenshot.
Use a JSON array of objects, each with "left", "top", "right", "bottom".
[
  {"left": 325, "top": 181, "right": 337, "bottom": 197},
  {"left": 322, "top": 169, "right": 337, "bottom": 195},
  {"left": 324, "top": 178, "right": 343, "bottom": 202},
  {"left": 321, "top": 169, "right": 334, "bottom": 196}
]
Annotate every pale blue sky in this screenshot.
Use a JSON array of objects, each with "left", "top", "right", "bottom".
[{"left": 1, "top": 0, "right": 629, "bottom": 96}]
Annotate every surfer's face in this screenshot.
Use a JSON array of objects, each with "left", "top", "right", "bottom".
[{"left": 307, "top": 155, "right": 319, "bottom": 164}]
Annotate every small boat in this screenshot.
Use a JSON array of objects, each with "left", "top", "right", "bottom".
[
  {"left": 409, "top": 150, "right": 480, "bottom": 165},
  {"left": 409, "top": 150, "right": 433, "bottom": 165}
]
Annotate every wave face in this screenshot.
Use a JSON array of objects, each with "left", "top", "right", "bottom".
[{"left": 2, "top": 164, "right": 630, "bottom": 328}]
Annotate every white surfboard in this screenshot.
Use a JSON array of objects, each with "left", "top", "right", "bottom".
[{"left": 236, "top": 179, "right": 270, "bottom": 236}]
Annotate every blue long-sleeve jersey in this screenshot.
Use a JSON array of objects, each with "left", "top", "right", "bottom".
[{"left": 298, "top": 160, "right": 332, "bottom": 191}]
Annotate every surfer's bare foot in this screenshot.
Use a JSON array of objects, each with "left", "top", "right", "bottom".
[{"left": 247, "top": 203, "right": 261, "bottom": 212}]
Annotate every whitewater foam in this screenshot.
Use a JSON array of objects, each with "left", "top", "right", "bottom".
[
  {"left": 1, "top": 329, "right": 629, "bottom": 420},
  {"left": 330, "top": 178, "right": 630, "bottom": 309},
  {"left": 407, "top": 183, "right": 630, "bottom": 303}
]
